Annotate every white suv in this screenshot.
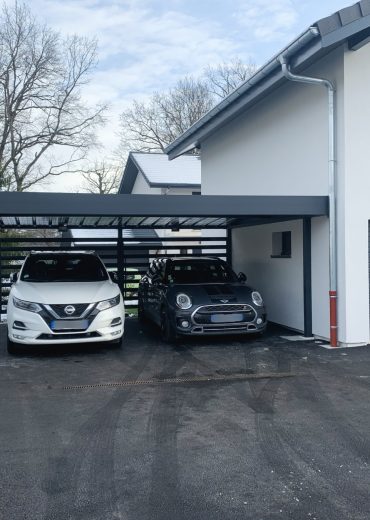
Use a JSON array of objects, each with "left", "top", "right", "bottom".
[{"left": 7, "top": 251, "right": 124, "bottom": 353}]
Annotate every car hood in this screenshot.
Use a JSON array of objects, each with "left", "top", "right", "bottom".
[
  {"left": 11, "top": 280, "right": 119, "bottom": 305},
  {"left": 168, "top": 283, "right": 258, "bottom": 306}
]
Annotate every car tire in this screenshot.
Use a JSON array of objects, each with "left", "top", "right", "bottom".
[
  {"left": 161, "top": 309, "right": 177, "bottom": 344},
  {"left": 7, "top": 331, "right": 20, "bottom": 355}
]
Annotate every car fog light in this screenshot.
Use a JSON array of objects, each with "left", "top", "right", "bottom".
[
  {"left": 13, "top": 334, "right": 26, "bottom": 340},
  {"left": 181, "top": 320, "right": 190, "bottom": 328},
  {"left": 111, "top": 330, "right": 121, "bottom": 336},
  {"left": 257, "top": 318, "right": 263, "bottom": 325}
]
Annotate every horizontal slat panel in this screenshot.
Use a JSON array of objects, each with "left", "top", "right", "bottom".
[{"left": 0, "top": 233, "right": 227, "bottom": 311}]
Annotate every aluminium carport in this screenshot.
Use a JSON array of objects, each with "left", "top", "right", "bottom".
[{"left": 0, "top": 191, "right": 328, "bottom": 337}]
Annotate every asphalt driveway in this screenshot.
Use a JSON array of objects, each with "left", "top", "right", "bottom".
[{"left": 1, "top": 319, "right": 370, "bottom": 520}]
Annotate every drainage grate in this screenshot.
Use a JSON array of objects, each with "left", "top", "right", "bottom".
[{"left": 62, "top": 372, "right": 295, "bottom": 390}]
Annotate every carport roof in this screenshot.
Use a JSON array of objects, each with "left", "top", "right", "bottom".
[{"left": 0, "top": 192, "right": 328, "bottom": 229}]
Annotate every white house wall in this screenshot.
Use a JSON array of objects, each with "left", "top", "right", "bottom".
[
  {"left": 164, "top": 187, "right": 199, "bottom": 195},
  {"left": 202, "top": 48, "right": 344, "bottom": 196},
  {"left": 201, "top": 47, "right": 345, "bottom": 340},
  {"left": 131, "top": 172, "right": 161, "bottom": 195},
  {"left": 337, "top": 42, "right": 370, "bottom": 346}
]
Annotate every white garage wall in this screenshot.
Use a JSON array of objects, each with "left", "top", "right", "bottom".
[
  {"left": 232, "top": 220, "right": 304, "bottom": 332},
  {"left": 311, "top": 217, "right": 330, "bottom": 339}
]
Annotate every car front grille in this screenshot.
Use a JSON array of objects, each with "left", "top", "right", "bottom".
[
  {"left": 37, "top": 331, "right": 101, "bottom": 340},
  {"left": 48, "top": 303, "right": 90, "bottom": 318},
  {"left": 197, "top": 304, "right": 251, "bottom": 313},
  {"left": 193, "top": 304, "right": 256, "bottom": 325}
]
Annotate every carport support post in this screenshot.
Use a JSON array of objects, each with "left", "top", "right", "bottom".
[
  {"left": 303, "top": 218, "right": 312, "bottom": 337},
  {"left": 117, "top": 218, "right": 125, "bottom": 296},
  {"left": 0, "top": 238, "right": 2, "bottom": 319}
]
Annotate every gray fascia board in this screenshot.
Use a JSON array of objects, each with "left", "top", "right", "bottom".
[
  {"left": 148, "top": 182, "right": 201, "bottom": 189},
  {"left": 0, "top": 192, "right": 328, "bottom": 218},
  {"left": 320, "top": 13, "right": 370, "bottom": 47},
  {"left": 118, "top": 153, "right": 138, "bottom": 194}
]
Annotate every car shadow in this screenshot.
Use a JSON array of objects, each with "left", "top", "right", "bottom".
[{"left": 8, "top": 341, "right": 120, "bottom": 359}]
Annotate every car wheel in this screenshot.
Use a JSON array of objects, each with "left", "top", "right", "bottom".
[
  {"left": 7, "top": 331, "right": 20, "bottom": 355},
  {"left": 161, "top": 309, "right": 177, "bottom": 344}
]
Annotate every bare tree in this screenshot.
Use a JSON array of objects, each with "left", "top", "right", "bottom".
[
  {"left": 81, "top": 161, "right": 121, "bottom": 194},
  {"left": 204, "top": 58, "right": 258, "bottom": 98},
  {"left": 119, "top": 76, "right": 214, "bottom": 153},
  {"left": 119, "top": 59, "right": 256, "bottom": 154},
  {"left": 0, "top": 2, "right": 106, "bottom": 192}
]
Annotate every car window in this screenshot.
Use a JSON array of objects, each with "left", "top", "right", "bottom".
[
  {"left": 167, "top": 260, "right": 237, "bottom": 284},
  {"left": 20, "top": 254, "right": 108, "bottom": 282}
]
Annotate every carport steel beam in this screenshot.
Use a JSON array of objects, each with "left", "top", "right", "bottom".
[{"left": 0, "top": 192, "right": 328, "bottom": 221}]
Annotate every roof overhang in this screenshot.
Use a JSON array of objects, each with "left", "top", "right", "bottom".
[
  {"left": 0, "top": 192, "right": 328, "bottom": 230},
  {"left": 165, "top": 2, "right": 370, "bottom": 160}
]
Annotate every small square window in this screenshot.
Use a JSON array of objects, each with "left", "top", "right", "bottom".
[{"left": 271, "top": 231, "right": 291, "bottom": 258}]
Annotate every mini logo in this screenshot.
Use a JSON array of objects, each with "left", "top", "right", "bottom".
[
  {"left": 220, "top": 299, "right": 229, "bottom": 303},
  {"left": 64, "top": 305, "right": 76, "bottom": 315}
]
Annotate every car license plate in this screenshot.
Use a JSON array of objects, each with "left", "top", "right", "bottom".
[
  {"left": 211, "top": 313, "right": 244, "bottom": 323},
  {"left": 50, "top": 320, "right": 89, "bottom": 331}
]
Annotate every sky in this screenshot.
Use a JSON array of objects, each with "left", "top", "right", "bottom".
[{"left": 19, "top": 0, "right": 355, "bottom": 192}]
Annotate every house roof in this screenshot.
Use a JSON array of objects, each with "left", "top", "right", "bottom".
[
  {"left": 165, "top": 1, "right": 370, "bottom": 159},
  {"left": 119, "top": 152, "right": 201, "bottom": 193}
]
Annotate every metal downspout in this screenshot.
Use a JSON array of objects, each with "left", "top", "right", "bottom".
[{"left": 278, "top": 53, "right": 338, "bottom": 347}]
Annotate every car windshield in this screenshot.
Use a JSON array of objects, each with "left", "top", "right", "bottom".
[
  {"left": 167, "top": 259, "right": 237, "bottom": 284},
  {"left": 20, "top": 254, "right": 108, "bottom": 282}
]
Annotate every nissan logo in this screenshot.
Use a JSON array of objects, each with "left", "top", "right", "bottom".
[{"left": 64, "top": 305, "right": 76, "bottom": 315}]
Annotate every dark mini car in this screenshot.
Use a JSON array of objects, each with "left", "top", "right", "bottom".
[{"left": 138, "top": 257, "right": 267, "bottom": 342}]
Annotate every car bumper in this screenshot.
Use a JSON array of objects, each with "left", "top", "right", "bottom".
[
  {"left": 7, "top": 303, "right": 125, "bottom": 345},
  {"left": 172, "top": 305, "right": 267, "bottom": 336}
]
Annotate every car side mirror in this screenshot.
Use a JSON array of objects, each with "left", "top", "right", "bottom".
[
  {"left": 238, "top": 272, "right": 247, "bottom": 283},
  {"left": 10, "top": 272, "right": 18, "bottom": 283},
  {"left": 109, "top": 272, "right": 118, "bottom": 283}
]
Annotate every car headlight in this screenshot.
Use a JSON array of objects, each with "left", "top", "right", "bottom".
[
  {"left": 13, "top": 296, "right": 42, "bottom": 313},
  {"left": 176, "top": 293, "right": 192, "bottom": 310},
  {"left": 96, "top": 294, "right": 120, "bottom": 311},
  {"left": 252, "top": 291, "right": 263, "bottom": 307}
]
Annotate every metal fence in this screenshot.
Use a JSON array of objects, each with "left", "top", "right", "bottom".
[{"left": 0, "top": 233, "right": 228, "bottom": 317}]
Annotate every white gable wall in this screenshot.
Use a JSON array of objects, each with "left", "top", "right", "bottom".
[
  {"left": 201, "top": 47, "right": 347, "bottom": 341},
  {"left": 202, "top": 48, "right": 344, "bottom": 196},
  {"left": 336, "top": 42, "right": 370, "bottom": 346},
  {"left": 131, "top": 171, "right": 161, "bottom": 195}
]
